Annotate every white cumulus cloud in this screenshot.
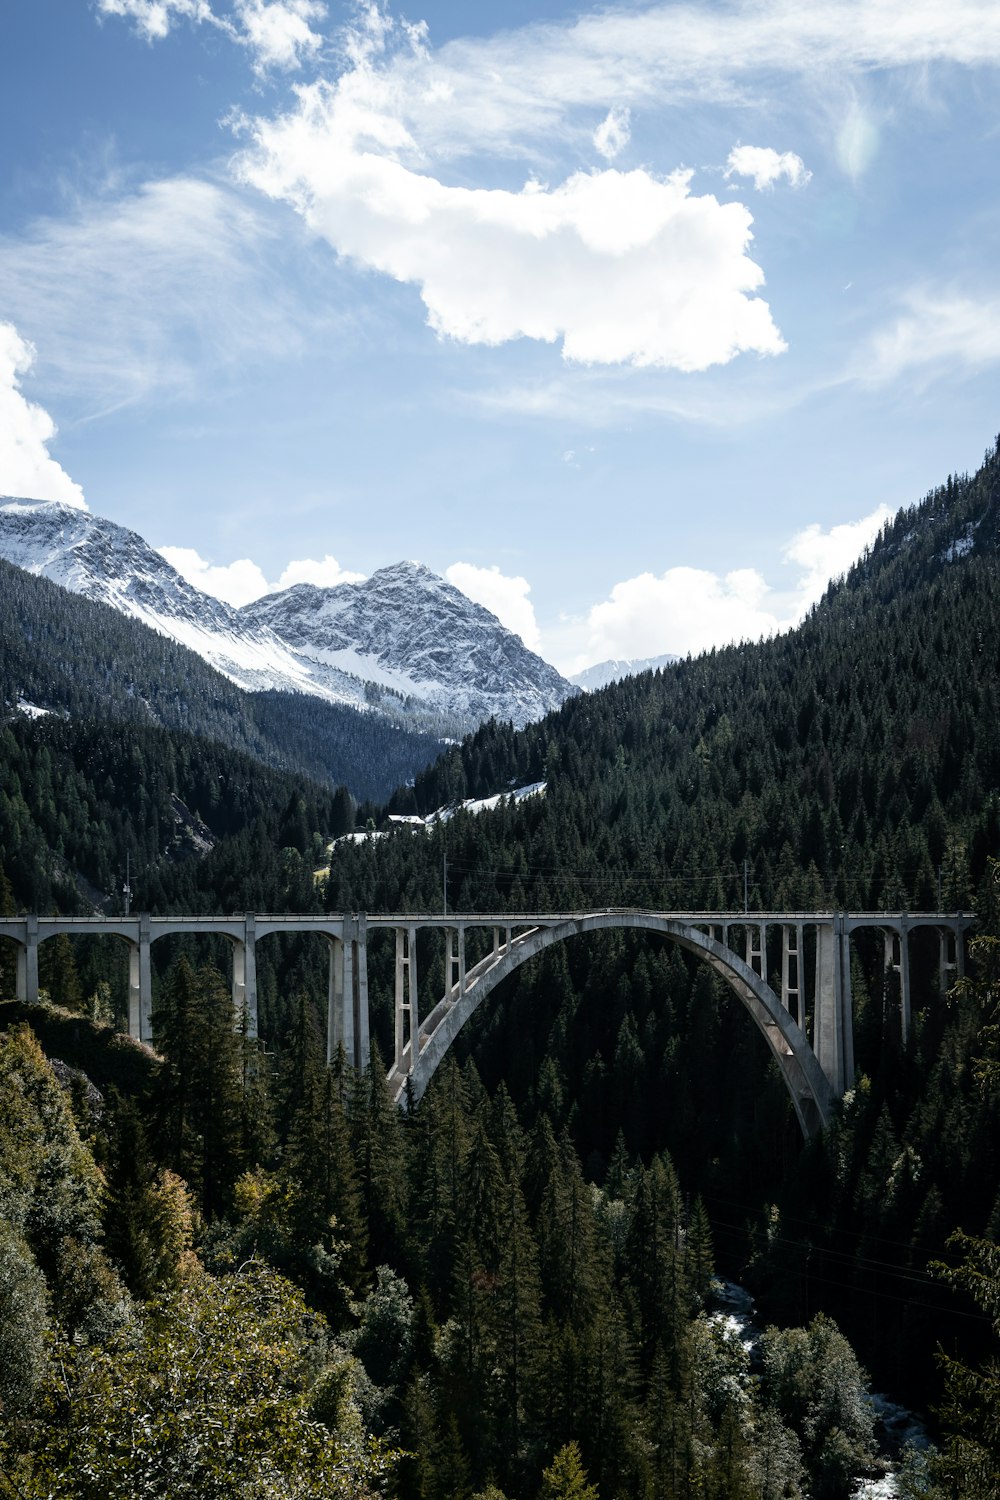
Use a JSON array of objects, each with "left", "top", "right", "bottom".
[
  {"left": 557, "top": 565, "right": 780, "bottom": 674},
  {"left": 157, "top": 546, "right": 271, "bottom": 605},
  {"left": 157, "top": 544, "right": 362, "bottom": 605},
  {"left": 784, "top": 503, "right": 892, "bottom": 608},
  {"left": 593, "top": 106, "right": 631, "bottom": 161},
  {"left": 277, "top": 553, "right": 364, "bottom": 588},
  {"left": 446, "top": 562, "right": 541, "bottom": 650},
  {"left": 546, "top": 502, "right": 895, "bottom": 673},
  {"left": 0, "top": 323, "right": 86, "bottom": 509},
  {"left": 239, "top": 89, "right": 785, "bottom": 371},
  {"left": 725, "top": 145, "right": 811, "bottom": 191}
]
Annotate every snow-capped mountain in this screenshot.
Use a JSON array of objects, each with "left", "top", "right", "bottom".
[
  {"left": 242, "top": 562, "right": 576, "bottom": 727},
  {"left": 0, "top": 498, "right": 574, "bottom": 729},
  {"left": 0, "top": 497, "right": 343, "bottom": 698},
  {"left": 571, "top": 653, "right": 680, "bottom": 692}
]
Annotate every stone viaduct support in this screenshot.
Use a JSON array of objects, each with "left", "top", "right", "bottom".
[
  {"left": 0, "top": 913, "right": 372, "bottom": 1068},
  {"left": 0, "top": 909, "right": 972, "bottom": 1136}
]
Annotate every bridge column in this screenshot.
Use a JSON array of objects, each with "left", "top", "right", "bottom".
[
  {"left": 838, "top": 917, "right": 855, "bottom": 1087},
  {"left": 127, "top": 915, "right": 153, "bottom": 1042},
  {"left": 781, "top": 924, "right": 803, "bottom": 1025},
  {"left": 939, "top": 924, "right": 964, "bottom": 992},
  {"left": 898, "top": 917, "right": 911, "bottom": 1044},
  {"left": 446, "top": 925, "right": 467, "bottom": 1000},
  {"left": 745, "top": 923, "right": 767, "bottom": 986},
  {"left": 231, "top": 915, "right": 258, "bottom": 1039},
  {"left": 19, "top": 916, "right": 38, "bottom": 1005},
  {"left": 395, "top": 924, "right": 419, "bottom": 1074},
  {"left": 328, "top": 937, "right": 350, "bottom": 1065},
  {"left": 939, "top": 927, "right": 953, "bottom": 994},
  {"left": 814, "top": 917, "right": 853, "bottom": 1095},
  {"left": 883, "top": 921, "right": 912, "bottom": 1045},
  {"left": 330, "top": 917, "right": 369, "bottom": 1073},
  {"left": 355, "top": 916, "right": 369, "bottom": 1069}
]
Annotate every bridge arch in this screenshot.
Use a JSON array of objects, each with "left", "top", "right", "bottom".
[{"left": 390, "top": 914, "right": 837, "bottom": 1138}]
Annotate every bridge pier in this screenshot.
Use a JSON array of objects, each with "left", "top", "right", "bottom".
[
  {"left": 328, "top": 918, "right": 369, "bottom": 1072},
  {"left": 127, "top": 915, "right": 153, "bottom": 1042},
  {"left": 780, "top": 923, "right": 803, "bottom": 1025},
  {"left": 395, "top": 924, "right": 419, "bottom": 1075},
  {"left": 814, "top": 918, "right": 854, "bottom": 1096},
  {"left": 231, "top": 917, "right": 258, "bottom": 1039},
  {"left": 16, "top": 915, "right": 39, "bottom": 1005},
  {"left": 446, "top": 924, "right": 467, "bottom": 1001},
  {"left": 939, "top": 925, "right": 964, "bottom": 992},
  {"left": 883, "top": 922, "right": 912, "bottom": 1044},
  {"left": 745, "top": 923, "right": 767, "bottom": 986}
]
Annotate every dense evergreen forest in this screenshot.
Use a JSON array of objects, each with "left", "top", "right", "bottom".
[{"left": 1, "top": 439, "right": 999, "bottom": 1496}]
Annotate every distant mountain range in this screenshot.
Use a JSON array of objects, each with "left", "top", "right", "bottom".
[
  {"left": 0, "top": 498, "right": 576, "bottom": 732},
  {"left": 570, "top": 654, "right": 680, "bottom": 692}
]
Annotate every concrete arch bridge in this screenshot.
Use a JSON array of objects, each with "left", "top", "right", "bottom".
[{"left": 0, "top": 909, "right": 971, "bottom": 1138}]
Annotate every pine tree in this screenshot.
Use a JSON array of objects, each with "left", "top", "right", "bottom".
[{"left": 537, "top": 1441, "right": 598, "bottom": 1500}]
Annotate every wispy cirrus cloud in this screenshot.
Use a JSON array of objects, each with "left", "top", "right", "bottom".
[
  {"left": 857, "top": 289, "right": 1000, "bottom": 386},
  {"left": 97, "top": 0, "right": 217, "bottom": 42},
  {"left": 98, "top": 0, "right": 327, "bottom": 72},
  {"left": 0, "top": 175, "right": 344, "bottom": 412},
  {"left": 288, "top": 0, "right": 1000, "bottom": 167}
]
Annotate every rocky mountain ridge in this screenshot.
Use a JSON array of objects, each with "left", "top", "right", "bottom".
[{"left": 0, "top": 498, "right": 575, "bottom": 731}]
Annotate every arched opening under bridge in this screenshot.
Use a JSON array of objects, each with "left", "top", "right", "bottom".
[{"left": 386, "top": 914, "right": 838, "bottom": 1139}]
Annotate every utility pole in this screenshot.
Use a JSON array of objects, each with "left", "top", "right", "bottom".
[
  {"left": 123, "top": 852, "right": 132, "bottom": 916},
  {"left": 743, "top": 858, "right": 749, "bottom": 915},
  {"left": 443, "top": 849, "right": 448, "bottom": 916},
  {"left": 937, "top": 864, "right": 943, "bottom": 909}
]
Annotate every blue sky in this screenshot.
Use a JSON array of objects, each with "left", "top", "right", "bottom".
[{"left": 2, "top": 0, "right": 999, "bottom": 673}]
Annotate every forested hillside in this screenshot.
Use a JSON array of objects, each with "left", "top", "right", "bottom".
[
  {"left": 380, "top": 437, "right": 1000, "bottom": 915},
  {"left": 0, "top": 558, "right": 443, "bottom": 801},
  {"left": 0, "top": 714, "right": 337, "bottom": 915},
  {"left": 314, "top": 436, "right": 1000, "bottom": 1417},
  {"left": 1, "top": 439, "right": 999, "bottom": 1497}
]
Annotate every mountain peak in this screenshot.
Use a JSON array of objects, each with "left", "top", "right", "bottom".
[
  {"left": 0, "top": 502, "right": 575, "bottom": 732},
  {"left": 243, "top": 557, "right": 575, "bottom": 727}
]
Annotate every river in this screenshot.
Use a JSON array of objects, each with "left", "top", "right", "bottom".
[{"left": 710, "top": 1281, "right": 930, "bottom": 1498}]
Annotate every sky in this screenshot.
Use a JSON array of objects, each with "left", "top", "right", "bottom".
[{"left": 2, "top": 0, "right": 999, "bottom": 674}]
